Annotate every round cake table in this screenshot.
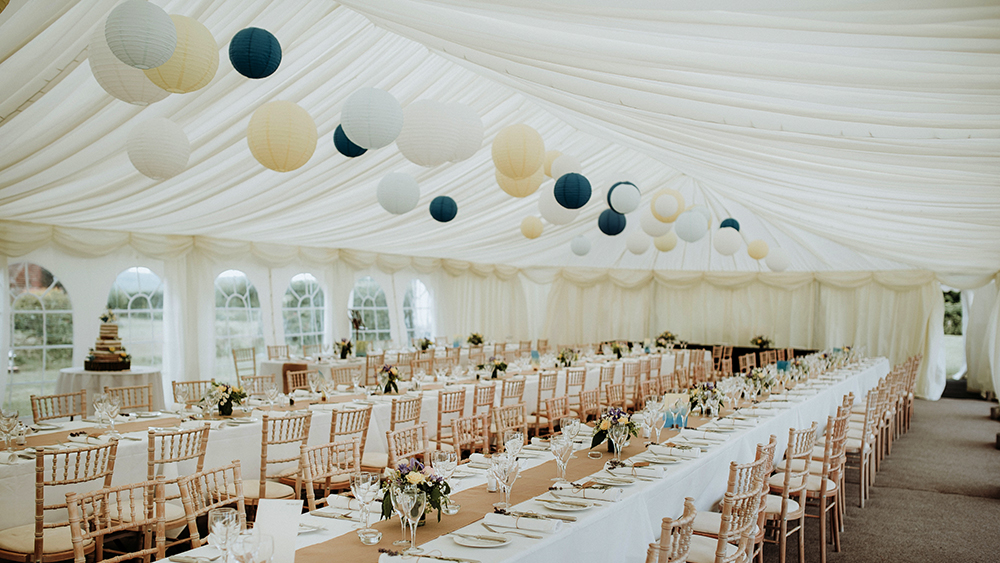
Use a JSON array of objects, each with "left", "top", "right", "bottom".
[{"left": 56, "top": 366, "right": 166, "bottom": 414}]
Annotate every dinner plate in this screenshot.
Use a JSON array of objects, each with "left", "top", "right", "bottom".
[
  {"left": 226, "top": 417, "right": 258, "bottom": 424},
  {"left": 31, "top": 423, "right": 62, "bottom": 431},
  {"left": 451, "top": 533, "right": 510, "bottom": 548},
  {"left": 536, "top": 498, "right": 593, "bottom": 512},
  {"left": 136, "top": 411, "right": 162, "bottom": 418}
]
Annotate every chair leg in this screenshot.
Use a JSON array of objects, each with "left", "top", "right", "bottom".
[
  {"left": 798, "top": 513, "right": 806, "bottom": 563},
  {"left": 819, "top": 496, "right": 827, "bottom": 563},
  {"left": 778, "top": 519, "right": 788, "bottom": 563}
]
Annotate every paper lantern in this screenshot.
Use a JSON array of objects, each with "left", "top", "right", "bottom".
[
  {"left": 544, "top": 150, "right": 562, "bottom": 177},
  {"left": 105, "top": 0, "right": 176, "bottom": 70},
  {"left": 396, "top": 100, "right": 458, "bottom": 167},
  {"left": 247, "top": 101, "right": 317, "bottom": 172},
  {"left": 376, "top": 173, "right": 420, "bottom": 215},
  {"left": 571, "top": 235, "right": 591, "bottom": 256},
  {"left": 229, "top": 27, "right": 281, "bottom": 79},
  {"left": 748, "top": 239, "right": 770, "bottom": 260},
  {"left": 520, "top": 216, "right": 543, "bottom": 239},
  {"left": 492, "top": 124, "right": 544, "bottom": 180},
  {"left": 640, "top": 208, "right": 672, "bottom": 237},
  {"left": 626, "top": 230, "right": 650, "bottom": 255},
  {"left": 720, "top": 218, "right": 740, "bottom": 231},
  {"left": 430, "top": 196, "right": 458, "bottom": 223},
  {"left": 538, "top": 182, "right": 579, "bottom": 225},
  {"left": 654, "top": 231, "right": 678, "bottom": 252},
  {"left": 598, "top": 209, "right": 626, "bottom": 236},
  {"left": 447, "top": 103, "right": 483, "bottom": 162},
  {"left": 88, "top": 25, "right": 169, "bottom": 105},
  {"left": 766, "top": 247, "right": 790, "bottom": 272},
  {"left": 127, "top": 118, "right": 189, "bottom": 180},
  {"left": 553, "top": 173, "right": 591, "bottom": 209},
  {"left": 341, "top": 88, "right": 404, "bottom": 149},
  {"left": 497, "top": 168, "right": 544, "bottom": 198},
  {"left": 143, "top": 15, "right": 218, "bottom": 93},
  {"left": 549, "top": 154, "right": 582, "bottom": 180},
  {"left": 690, "top": 205, "right": 712, "bottom": 229},
  {"left": 674, "top": 211, "right": 708, "bottom": 242},
  {"left": 608, "top": 181, "right": 641, "bottom": 214},
  {"left": 713, "top": 227, "right": 742, "bottom": 256},
  {"left": 651, "top": 189, "right": 684, "bottom": 222},
  {"left": 334, "top": 124, "right": 366, "bottom": 157}
]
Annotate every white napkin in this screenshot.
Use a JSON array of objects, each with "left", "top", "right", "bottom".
[
  {"left": 482, "top": 512, "right": 562, "bottom": 533},
  {"left": 648, "top": 444, "right": 701, "bottom": 459},
  {"left": 468, "top": 453, "right": 490, "bottom": 468},
  {"left": 548, "top": 484, "right": 623, "bottom": 502},
  {"left": 613, "top": 464, "right": 665, "bottom": 479},
  {"left": 679, "top": 429, "right": 727, "bottom": 442},
  {"left": 325, "top": 494, "right": 380, "bottom": 513},
  {"left": 67, "top": 434, "right": 113, "bottom": 445},
  {"left": 292, "top": 389, "right": 312, "bottom": 397},
  {"left": 530, "top": 437, "right": 549, "bottom": 447}
]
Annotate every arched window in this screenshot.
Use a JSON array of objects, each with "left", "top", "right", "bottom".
[
  {"left": 7, "top": 262, "right": 73, "bottom": 414},
  {"left": 403, "top": 279, "right": 435, "bottom": 341},
  {"left": 214, "top": 270, "right": 264, "bottom": 379},
  {"left": 283, "top": 273, "right": 324, "bottom": 350},
  {"left": 107, "top": 267, "right": 164, "bottom": 368},
  {"left": 349, "top": 276, "right": 391, "bottom": 342}
]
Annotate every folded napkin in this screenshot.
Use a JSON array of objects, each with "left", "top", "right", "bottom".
[
  {"left": 612, "top": 464, "right": 665, "bottom": 479},
  {"left": 648, "top": 444, "right": 701, "bottom": 459},
  {"left": 325, "top": 494, "right": 380, "bottom": 513},
  {"left": 679, "top": 429, "right": 727, "bottom": 442},
  {"left": 549, "top": 484, "right": 623, "bottom": 502},
  {"left": 530, "top": 437, "right": 549, "bottom": 447},
  {"left": 67, "top": 434, "right": 113, "bottom": 445},
  {"left": 482, "top": 512, "right": 562, "bottom": 533},
  {"left": 292, "top": 389, "right": 312, "bottom": 397}
]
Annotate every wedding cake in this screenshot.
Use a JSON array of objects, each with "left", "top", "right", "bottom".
[{"left": 85, "top": 310, "right": 131, "bottom": 371}]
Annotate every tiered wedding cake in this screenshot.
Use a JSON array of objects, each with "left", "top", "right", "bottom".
[{"left": 84, "top": 309, "right": 131, "bottom": 371}]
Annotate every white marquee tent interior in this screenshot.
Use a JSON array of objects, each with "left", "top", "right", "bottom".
[{"left": 0, "top": 0, "right": 998, "bottom": 413}]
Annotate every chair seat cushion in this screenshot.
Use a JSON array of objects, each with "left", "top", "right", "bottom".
[
  {"left": 0, "top": 524, "right": 93, "bottom": 555},
  {"left": 770, "top": 472, "right": 837, "bottom": 495},
  {"left": 229, "top": 480, "right": 295, "bottom": 500},
  {"left": 686, "top": 533, "right": 738, "bottom": 563},
  {"left": 428, "top": 441, "right": 457, "bottom": 452},
  {"left": 109, "top": 500, "right": 186, "bottom": 523},
  {"left": 849, "top": 413, "right": 866, "bottom": 423},
  {"left": 275, "top": 466, "right": 299, "bottom": 478},
  {"left": 525, "top": 414, "right": 548, "bottom": 426},
  {"left": 764, "top": 493, "right": 800, "bottom": 516},
  {"left": 776, "top": 458, "right": 825, "bottom": 474},
  {"left": 691, "top": 510, "right": 723, "bottom": 535},
  {"left": 361, "top": 451, "right": 389, "bottom": 470}
]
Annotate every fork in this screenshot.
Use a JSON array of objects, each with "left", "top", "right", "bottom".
[{"left": 481, "top": 522, "right": 541, "bottom": 539}]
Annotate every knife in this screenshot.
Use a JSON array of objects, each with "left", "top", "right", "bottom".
[
  {"left": 308, "top": 511, "right": 356, "bottom": 521},
  {"left": 506, "top": 510, "right": 576, "bottom": 523},
  {"left": 448, "top": 533, "right": 507, "bottom": 543}
]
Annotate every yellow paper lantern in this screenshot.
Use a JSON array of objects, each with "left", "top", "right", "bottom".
[
  {"left": 247, "top": 101, "right": 317, "bottom": 172},
  {"left": 492, "top": 124, "right": 544, "bottom": 180},
  {"left": 654, "top": 231, "right": 678, "bottom": 252},
  {"left": 144, "top": 15, "right": 218, "bottom": 93},
  {"left": 544, "top": 150, "right": 562, "bottom": 177},
  {"left": 496, "top": 167, "right": 544, "bottom": 198},
  {"left": 747, "top": 239, "right": 770, "bottom": 260},
  {"left": 651, "top": 188, "right": 685, "bottom": 222},
  {"left": 520, "top": 216, "right": 544, "bottom": 239}
]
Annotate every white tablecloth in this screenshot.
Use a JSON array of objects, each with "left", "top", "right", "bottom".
[{"left": 56, "top": 366, "right": 165, "bottom": 415}]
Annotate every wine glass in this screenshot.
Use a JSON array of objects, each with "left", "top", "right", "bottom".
[
  {"left": 430, "top": 450, "right": 460, "bottom": 515},
  {"left": 390, "top": 485, "right": 413, "bottom": 548},
  {"left": 503, "top": 429, "right": 524, "bottom": 457},
  {"left": 489, "top": 453, "right": 519, "bottom": 509},
  {"left": 229, "top": 530, "right": 258, "bottom": 563},
  {"left": 208, "top": 507, "right": 239, "bottom": 562},
  {"left": 255, "top": 533, "right": 274, "bottom": 563},
  {"left": 307, "top": 373, "right": 320, "bottom": 395},
  {"left": 608, "top": 423, "right": 629, "bottom": 463},
  {"left": 403, "top": 489, "right": 427, "bottom": 555},
  {"left": 263, "top": 382, "right": 279, "bottom": 409},
  {"left": 560, "top": 416, "right": 581, "bottom": 457},
  {"left": 351, "top": 371, "right": 363, "bottom": 393},
  {"left": 0, "top": 409, "right": 18, "bottom": 464},
  {"left": 104, "top": 395, "right": 122, "bottom": 439},
  {"left": 175, "top": 386, "right": 190, "bottom": 410},
  {"left": 322, "top": 378, "right": 338, "bottom": 398},
  {"left": 550, "top": 435, "right": 573, "bottom": 482},
  {"left": 349, "top": 472, "right": 378, "bottom": 531}
]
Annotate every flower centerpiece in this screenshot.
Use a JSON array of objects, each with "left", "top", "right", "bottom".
[
  {"left": 610, "top": 341, "right": 624, "bottom": 359},
  {"left": 204, "top": 381, "right": 247, "bottom": 417},
  {"left": 556, "top": 348, "right": 576, "bottom": 368},
  {"left": 100, "top": 309, "right": 117, "bottom": 324},
  {"left": 379, "top": 365, "right": 399, "bottom": 394},
  {"left": 745, "top": 367, "right": 776, "bottom": 397},
  {"left": 476, "top": 356, "right": 507, "bottom": 379},
  {"left": 590, "top": 407, "right": 638, "bottom": 460},
  {"left": 655, "top": 330, "right": 677, "bottom": 348},
  {"left": 466, "top": 332, "right": 484, "bottom": 346},
  {"left": 380, "top": 458, "right": 451, "bottom": 522},
  {"left": 337, "top": 337, "right": 352, "bottom": 359},
  {"left": 688, "top": 382, "right": 726, "bottom": 416},
  {"left": 417, "top": 337, "right": 433, "bottom": 351},
  {"left": 750, "top": 334, "right": 771, "bottom": 349}
]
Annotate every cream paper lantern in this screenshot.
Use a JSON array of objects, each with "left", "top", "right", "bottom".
[
  {"left": 497, "top": 167, "right": 544, "bottom": 198},
  {"left": 341, "top": 87, "right": 404, "bottom": 149},
  {"left": 766, "top": 247, "right": 791, "bottom": 272},
  {"left": 396, "top": 100, "right": 456, "bottom": 167},
  {"left": 127, "top": 118, "right": 189, "bottom": 180},
  {"left": 549, "top": 154, "right": 582, "bottom": 180},
  {"left": 747, "top": 239, "right": 770, "bottom": 260},
  {"left": 376, "top": 173, "right": 420, "bottom": 214},
  {"left": 89, "top": 25, "right": 169, "bottom": 105},
  {"left": 640, "top": 207, "right": 672, "bottom": 237},
  {"left": 247, "top": 101, "right": 317, "bottom": 172},
  {"left": 654, "top": 231, "right": 678, "bottom": 252},
  {"left": 544, "top": 150, "right": 562, "bottom": 177},
  {"left": 713, "top": 227, "right": 743, "bottom": 256},
  {"left": 651, "top": 189, "right": 684, "bottom": 222},
  {"left": 538, "top": 181, "right": 579, "bottom": 225},
  {"left": 492, "top": 124, "right": 544, "bottom": 180},
  {"left": 571, "top": 235, "right": 591, "bottom": 256},
  {"left": 674, "top": 210, "right": 709, "bottom": 242},
  {"left": 447, "top": 103, "right": 484, "bottom": 162},
  {"left": 520, "top": 216, "right": 544, "bottom": 239},
  {"left": 104, "top": 0, "right": 176, "bottom": 70},
  {"left": 626, "top": 230, "right": 651, "bottom": 255},
  {"left": 143, "top": 15, "right": 217, "bottom": 93}
]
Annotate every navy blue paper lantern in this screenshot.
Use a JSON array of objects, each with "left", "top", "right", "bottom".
[
  {"left": 229, "top": 27, "right": 281, "bottom": 79},
  {"left": 720, "top": 218, "right": 740, "bottom": 231},
  {"left": 553, "top": 173, "right": 591, "bottom": 210},
  {"left": 598, "top": 209, "right": 626, "bottom": 236},
  {"left": 430, "top": 196, "right": 458, "bottom": 223},
  {"left": 334, "top": 125, "right": 366, "bottom": 157}
]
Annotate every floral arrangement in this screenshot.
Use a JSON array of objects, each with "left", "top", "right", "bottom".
[
  {"left": 590, "top": 406, "right": 639, "bottom": 450},
  {"left": 99, "top": 309, "right": 118, "bottom": 323},
  {"left": 688, "top": 382, "right": 726, "bottom": 415},
  {"left": 379, "top": 365, "right": 399, "bottom": 394},
  {"left": 557, "top": 348, "right": 576, "bottom": 367},
  {"left": 745, "top": 367, "right": 775, "bottom": 395},
  {"left": 337, "top": 337, "right": 352, "bottom": 359},
  {"left": 750, "top": 335, "right": 771, "bottom": 348},
  {"left": 380, "top": 458, "right": 451, "bottom": 522},
  {"left": 466, "top": 333, "right": 484, "bottom": 346},
  {"left": 477, "top": 356, "right": 507, "bottom": 379},
  {"left": 417, "top": 337, "right": 433, "bottom": 351},
  {"left": 655, "top": 330, "right": 677, "bottom": 347},
  {"left": 86, "top": 348, "right": 131, "bottom": 362},
  {"left": 204, "top": 381, "right": 247, "bottom": 416},
  {"left": 610, "top": 341, "right": 624, "bottom": 359}
]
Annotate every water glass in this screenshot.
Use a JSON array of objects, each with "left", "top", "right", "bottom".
[
  {"left": 255, "top": 533, "right": 274, "bottom": 563},
  {"left": 403, "top": 489, "right": 427, "bottom": 555},
  {"left": 104, "top": 395, "right": 122, "bottom": 438},
  {"left": 230, "top": 530, "right": 259, "bottom": 563},
  {"left": 608, "top": 424, "right": 629, "bottom": 462},
  {"left": 264, "top": 383, "right": 279, "bottom": 409},
  {"left": 489, "top": 453, "right": 519, "bottom": 509},
  {"left": 0, "top": 410, "right": 18, "bottom": 463},
  {"left": 390, "top": 485, "right": 413, "bottom": 548},
  {"left": 550, "top": 436, "right": 573, "bottom": 482},
  {"left": 431, "top": 450, "right": 460, "bottom": 514},
  {"left": 208, "top": 507, "right": 239, "bottom": 561},
  {"left": 503, "top": 430, "right": 524, "bottom": 457}
]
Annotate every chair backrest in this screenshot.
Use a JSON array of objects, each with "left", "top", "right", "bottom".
[
  {"left": 468, "top": 344, "right": 485, "bottom": 365},
  {"left": 544, "top": 396, "right": 570, "bottom": 435},
  {"left": 267, "top": 345, "right": 289, "bottom": 360},
  {"left": 30, "top": 389, "right": 86, "bottom": 423},
  {"left": 232, "top": 348, "right": 257, "bottom": 380},
  {"left": 500, "top": 378, "right": 525, "bottom": 406},
  {"left": 774, "top": 422, "right": 817, "bottom": 519},
  {"left": 259, "top": 411, "right": 313, "bottom": 497},
  {"left": 738, "top": 353, "right": 755, "bottom": 372},
  {"left": 172, "top": 380, "right": 215, "bottom": 405},
  {"left": 105, "top": 384, "right": 152, "bottom": 413},
  {"left": 67, "top": 477, "right": 166, "bottom": 563},
  {"left": 365, "top": 353, "right": 385, "bottom": 386},
  {"left": 449, "top": 413, "right": 490, "bottom": 458},
  {"left": 331, "top": 366, "right": 358, "bottom": 387},
  {"left": 386, "top": 422, "right": 430, "bottom": 468},
  {"left": 302, "top": 343, "right": 323, "bottom": 358},
  {"left": 411, "top": 355, "right": 433, "bottom": 377},
  {"left": 176, "top": 461, "right": 247, "bottom": 547},
  {"left": 536, "top": 339, "right": 549, "bottom": 354},
  {"left": 494, "top": 342, "right": 507, "bottom": 354},
  {"left": 535, "top": 371, "right": 558, "bottom": 413},
  {"left": 396, "top": 352, "right": 415, "bottom": 379},
  {"left": 639, "top": 380, "right": 659, "bottom": 405},
  {"left": 390, "top": 395, "right": 423, "bottom": 431},
  {"left": 639, "top": 357, "right": 651, "bottom": 379},
  {"left": 578, "top": 389, "right": 600, "bottom": 421},
  {"left": 565, "top": 367, "right": 587, "bottom": 403},
  {"left": 720, "top": 358, "right": 733, "bottom": 378},
  {"left": 599, "top": 364, "right": 616, "bottom": 386},
  {"left": 437, "top": 387, "right": 467, "bottom": 442},
  {"left": 472, "top": 383, "right": 496, "bottom": 417},
  {"left": 821, "top": 406, "right": 851, "bottom": 483},
  {"left": 284, "top": 369, "right": 316, "bottom": 392},
  {"left": 603, "top": 382, "right": 626, "bottom": 410},
  {"left": 715, "top": 469, "right": 764, "bottom": 563},
  {"left": 329, "top": 405, "right": 372, "bottom": 459},
  {"left": 147, "top": 424, "right": 211, "bottom": 499},
  {"left": 649, "top": 496, "right": 696, "bottom": 563},
  {"left": 623, "top": 361, "right": 641, "bottom": 402},
  {"left": 650, "top": 354, "right": 662, "bottom": 376},
  {"left": 300, "top": 438, "right": 362, "bottom": 511},
  {"left": 492, "top": 403, "right": 528, "bottom": 448},
  {"left": 776, "top": 348, "right": 786, "bottom": 362},
  {"left": 241, "top": 374, "right": 276, "bottom": 397}
]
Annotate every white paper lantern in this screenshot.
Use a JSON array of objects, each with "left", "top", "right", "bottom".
[
  {"left": 341, "top": 87, "right": 404, "bottom": 149},
  {"left": 639, "top": 208, "right": 671, "bottom": 237},
  {"left": 89, "top": 25, "right": 170, "bottom": 105},
  {"left": 713, "top": 227, "right": 743, "bottom": 256},
  {"left": 608, "top": 181, "right": 641, "bottom": 214},
  {"left": 396, "top": 100, "right": 456, "bottom": 167},
  {"left": 549, "top": 154, "right": 582, "bottom": 180},
  {"left": 571, "top": 235, "right": 591, "bottom": 256},
  {"left": 766, "top": 247, "right": 791, "bottom": 272},
  {"left": 447, "top": 103, "right": 484, "bottom": 162},
  {"left": 105, "top": 0, "right": 177, "bottom": 70},
  {"left": 538, "top": 182, "right": 579, "bottom": 225},
  {"left": 654, "top": 231, "right": 678, "bottom": 252},
  {"left": 376, "top": 173, "right": 420, "bottom": 214},
  {"left": 690, "top": 204, "right": 712, "bottom": 229},
  {"left": 127, "top": 118, "right": 189, "bottom": 180},
  {"left": 626, "top": 230, "right": 651, "bottom": 255},
  {"left": 674, "top": 210, "right": 708, "bottom": 242}
]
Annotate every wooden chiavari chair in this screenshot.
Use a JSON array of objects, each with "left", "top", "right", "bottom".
[
  {"left": 443, "top": 347, "right": 461, "bottom": 371},
  {"left": 434, "top": 388, "right": 466, "bottom": 449},
  {"left": 331, "top": 366, "right": 358, "bottom": 388},
  {"left": 241, "top": 374, "right": 275, "bottom": 398},
  {"left": 266, "top": 345, "right": 289, "bottom": 360},
  {"left": 536, "top": 339, "right": 549, "bottom": 355},
  {"left": 145, "top": 424, "right": 210, "bottom": 548},
  {"left": 389, "top": 395, "right": 423, "bottom": 431},
  {"left": 66, "top": 477, "right": 166, "bottom": 563},
  {"left": 243, "top": 412, "right": 312, "bottom": 511},
  {"left": 602, "top": 382, "right": 626, "bottom": 411},
  {"left": 468, "top": 344, "right": 485, "bottom": 367},
  {"left": 395, "top": 352, "right": 415, "bottom": 381},
  {"left": 302, "top": 343, "right": 323, "bottom": 358},
  {"left": 299, "top": 438, "right": 362, "bottom": 511},
  {"left": 410, "top": 355, "right": 433, "bottom": 378},
  {"left": 492, "top": 404, "right": 527, "bottom": 452},
  {"left": 785, "top": 348, "right": 794, "bottom": 360},
  {"left": 688, "top": 470, "right": 763, "bottom": 563},
  {"left": 231, "top": 348, "right": 257, "bottom": 382},
  {"left": 542, "top": 396, "right": 570, "bottom": 435},
  {"left": 30, "top": 390, "right": 86, "bottom": 423},
  {"left": 171, "top": 380, "right": 215, "bottom": 406},
  {"left": 645, "top": 497, "right": 696, "bottom": 563},
  {"left": 776, "top": 348, "right": 786, "bottom": 362},
  {"left": 638, "top": 380, "right": 659, "bottom": 408},
  {"left": 284, "top": 369, "right": 315, "bottom": 392},
  {"left": 574, "top": 389, "right": 600, "bottom": 422},
  {"left": 386, "top": 423, "right": 431, "bottom": 468},
  {"left": 529, "top": 371, "right": 558, "bottom": 436},
  {"left": 597, "top": 364, "right": 616, "bottom": 405},
  {"left": 564, "top": 367, "right": 587, "bottom": 415},
  {"left": 494, "top": 342, "right": 507, "bottom": 356},
  {"left": 177, "top": 462, "right": 247, "bottom": 547},
  {"left": 326, "top": 405, "right": 376, "bottom": 472},
  {"left": 104, "top": 384, "right": 152, "bottom": 413},
  {"left": 658, "top": 372, "right": 676, "bottom": 394},
  {"left": 472, "top": 383, "right": 496, "bottom": 418},
  {"left": 500, "top": 378, "right": 525, "bottom": 406},
  {"left": 711, "top": 345, "right": 723, "bottom": 372},
  {"left": 764, "top": 422, "right": 817, "bottom": 563},
  {"left": 449, "top": 413, "right": 490, "bottom": 458},
  {"left": 844, "top": 389, "right": 879, "bottom": 507},
  {"left": 649, "top": 354, "right": 662, "bottom": 378},
  {"left": 365, "top": 353, "right": 385, "bottom": 386},
  {"left": 738, "top": 353, "right": 756, "bottom": 373},
  {"left": 622, "top": 361, "right": 641, "bottom": 410}
]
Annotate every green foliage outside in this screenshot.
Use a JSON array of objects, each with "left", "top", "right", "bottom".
[{"left": 944, "top": 290, "right": 962, "bottom": 335}]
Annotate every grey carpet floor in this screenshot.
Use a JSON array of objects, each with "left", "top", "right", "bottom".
[{"left": 759, "top": 396, "right": 1000, "bottom": 563}]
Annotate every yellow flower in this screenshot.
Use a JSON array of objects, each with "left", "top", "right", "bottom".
[
  {"left": 405, "top": 472, "right": 425, "bottom": 485},
  {"left": 599, "top": 419, "right": 611, "bottom": 431}
]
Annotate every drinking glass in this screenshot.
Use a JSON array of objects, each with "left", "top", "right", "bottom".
[
  {"left": 307, "top": 373, "right": 320, "bottom": 395},
  {"left": 550, "top": 435, "right": 573, "bottom": 482},
  {"left": 230, "top": 530, "right": 258, "bottom": 563},
  {"left": 503, "top": 430, "right": 524, "bottom": 457},
  {"left": 104, "top": 395, "right": 122, "bottom": 439},
  {"left": 0, "top": 410, "right": 18, "bottom": 464},
  {"left": 403, "top": 489, "right": 427, "bottom": 555},
  {"left": 608, "top": 424, "right": 629, "bottom": 463},
  {"left": 351, "top": 371, "right": 363, "bottom": 392},
  {"left": 322, "top": 379, "right": 338, "bottom": 398},
  {"left": 263, "top": 383, "right": 279, "bottom": 409},
  {"left": 175, "top": 386, "right": 190, "bottom": 410},
  {"left": 489, "top": 453, "right": 519, "bottom": 509},
  {"left": 430, "top": 450, "right": 460, "bottom": 514},
  {"left": 560, "top": 416, "right": 582, "bottom": 457},
  {"left": 390, "top": 485, "right": 413, "bottom": 548},
  {"left": 349, "top": 472, "right": 379, "bottom": 531},
  {"left": 208, "top": 507, "right": 239, "bottom": 562},
  {"left": 255, "top": 533, "right": 274, "bottom": 563}
]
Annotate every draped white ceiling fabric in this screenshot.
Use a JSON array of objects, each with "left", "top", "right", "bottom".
[{"left": 0, "top": 0, "right": 997, "bottom": 276}]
